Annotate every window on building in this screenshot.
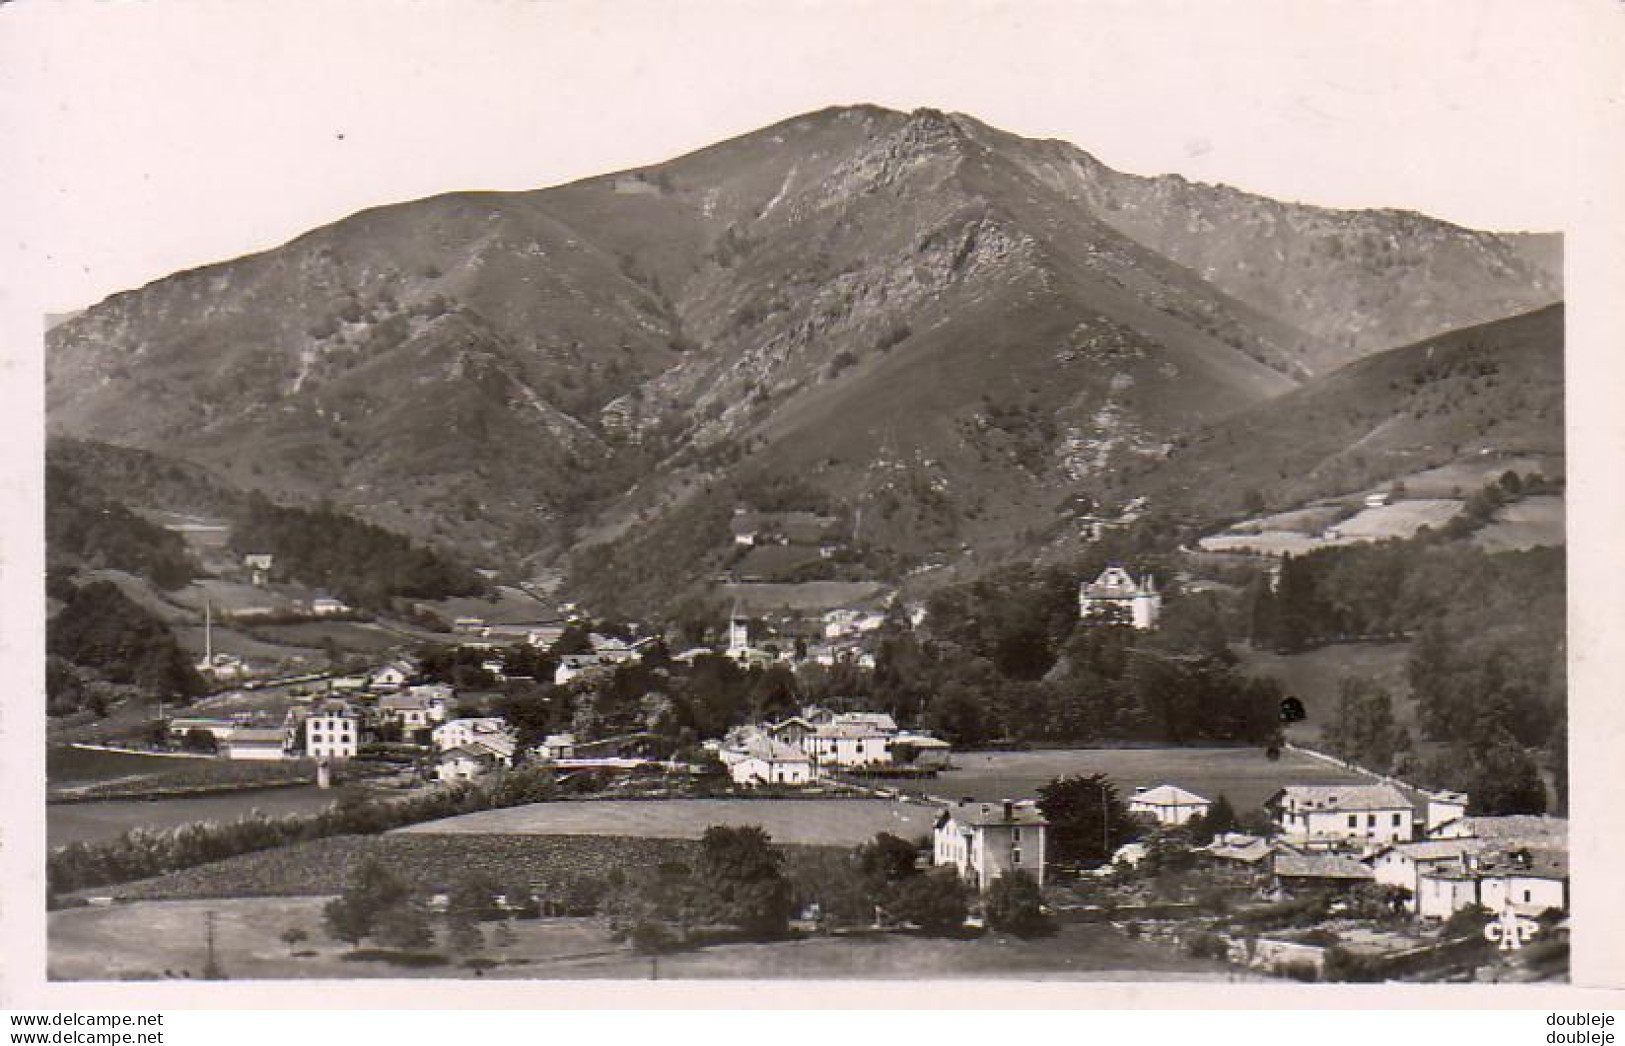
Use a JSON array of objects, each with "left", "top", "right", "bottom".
[
  {"left": 1013, "top": 848, "right": 1022, "bottom": 865},
  {"left": 1393, "top": 813, "right": 1403, "bottom": 826},
  {"left": 1524, "top": 890, "right": 1532, "bottom": 903},
  {"left": 1348, "top": 814, "right": 1358, "bottom": 828}
]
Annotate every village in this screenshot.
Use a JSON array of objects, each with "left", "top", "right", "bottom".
[{"left": 48, "top": 556, "right": 1570, "bottom": 983}]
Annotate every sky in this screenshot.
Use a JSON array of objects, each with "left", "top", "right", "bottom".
[{"left": 4, "top": 0, "right": 1622, "bottom": 314}]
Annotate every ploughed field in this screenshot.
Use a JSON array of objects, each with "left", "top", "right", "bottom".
[
  {"left": 396, "top": 797, "right": 938, "bottom": 846},
  {"left": 891, "top": 746, "right": 1374, "bottom": 813},
  {"left": 49, "top": 897, "right": 1245, "bottom": 981}
]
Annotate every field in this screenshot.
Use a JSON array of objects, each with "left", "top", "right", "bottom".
[
  {"left": 1197, "top": 498, "right": 1463, "bottom": 557},
  {"left": 398, "top": 797, "right": 938, "bottom": 846},
  {"left": 1473, "top": 495, "right": 1565, "bottom": 552},
  {"left": 48, "top": 897, "right": 1245, "bottom": 981},
  {"left": 1232, "top": 642, "right": 1415, "bottom": 745},
  {"left": 1393, "top": 454, "right": 1562, "bottom": 498},
  {"left": 891, "top": 746, "right": 1373, "bottom": 814},
  {"left": 1333, "top": 499, "right": 1462, "bottom": 540},
  {"left": 249, "top": 620, "right": 412, "bottom": 654},
  {"left": 49, "top": 785, "right": 338, "bottom": 849},
  {"left": 48, "top": 746, "right": 192, "bottom": 788},
  {"left": 719, "top": 581, "right": 885, "bottom": 613},
  {"left": 412, "top": 585, "right": 558, "bottom": 625}
]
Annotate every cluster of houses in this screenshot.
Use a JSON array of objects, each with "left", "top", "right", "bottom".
[
  {"left": 1116, "top": 780, "right": 1569, "bottom": 923},
  {"left": 714, "top": 707, "right": 953, "bottom": 787}
]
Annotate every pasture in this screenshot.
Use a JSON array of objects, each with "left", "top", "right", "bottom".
[
  {"left": 1394, "top": 455, "right": 1562, "bottom": 498},
  {"left": 893, "top": 746, "right": 1373, "bottom": 814},
  {"left": 1333, "top": 499, "right": 1461, "bottom": 540},
  {"left": 398, "top": 797, "right": 938, "bottom": 846},
  {"left": 48, "top": 898, "right": 1243, "bottom": 981},
  {"left": 1232, "top": 642, "right": 1415, "bottom": 745},
  {"left": 1474, "top": 495, "right": 1565, "bottom": 552},
  {"left": 719, "top": 581, "right": 885, "bottom": 613}
]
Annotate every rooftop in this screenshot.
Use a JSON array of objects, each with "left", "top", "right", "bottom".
[
  {"left": 940, "top": 800, "right": 1048, "bottom": 829},
  {"left": 1132, "top": 784, "right": 1210, "bottom": 807},
  {"left": 1271, "top": 784, "right": 1414, "bottom": 813}
]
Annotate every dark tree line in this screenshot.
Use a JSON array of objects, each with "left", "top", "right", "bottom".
[
  {"left": 47, "top": 581, "right": 204, "bottom": 713},
  {"left": 230, "top": 492, "right": 486, "bottom": 609},
  {"left": 47, "top": 465, "right": 199, "bottom": 591}
]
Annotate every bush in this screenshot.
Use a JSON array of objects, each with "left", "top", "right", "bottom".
[
  {"left": 1322, "top": 945, "right": 1388, "bottom": 983},
  {"left": 984, "top": 871, "right": 1049, "bottom": 936},
  {"left": 884, "top": 868, "right": 969, "bottom": 935},
  {"left": 1184, "top": 931, "right": 1230, "bottom": 961},
  {"left": 1275, "top": 960, "right": 1320, "bottom": 983}
]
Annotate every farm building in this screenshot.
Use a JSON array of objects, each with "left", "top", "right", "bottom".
[
  {"left": 224, "top": 727, "right": 290, "bottom": 761},
  {"left": 1129, "top": 784, "right": 1211, "bottom": 826},
  {"left": 934, "top": 799, "right": 1048, "bottom": 892}
]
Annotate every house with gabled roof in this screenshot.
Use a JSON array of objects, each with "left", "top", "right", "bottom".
[
  {"left": 726, "top": 734, "right": 813, "bottom": 787},
  {"left": 934, "top": 799, "right": 1048, "bottom": 892},
  {"left": 1266, "top": 784, "right": 1416, "bottom": 848},
  {"left": 1078, "top": 565, "right": 1161, "bottom": 629},
  {"left": 1129, "top": 784, "right": 1211, "bottom": 826},
  {"left": 437, "top": 744, "right": 501, "bottom": 783}
]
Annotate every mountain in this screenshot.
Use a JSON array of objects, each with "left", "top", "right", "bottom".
[
  {"left": 1108, "top": 303, "right": 1565, "bottom": 519},
  {"left": 45, "top": 105, "right": 1561, "bottom": 606}
]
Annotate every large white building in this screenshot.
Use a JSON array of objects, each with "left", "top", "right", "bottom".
[
  {"left": 726, "top": 734, "right": 814, "bottom": 787},
  {"left": 933, "top": 799, "right": 1048, "bottom": 892},
  {"left": 803, "top": 721, "right": 892, "bottom": 768},
  {"left": 1078, "top": 566, "right": 1161, "bottom": 629},
  {"left": 1266, "top": 784, "right": 1416, "bottom": 848},
  {"left": 302, "top": 704, "right": 359, "bottom": 760}
]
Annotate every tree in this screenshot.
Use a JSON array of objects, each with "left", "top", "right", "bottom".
[
  {"left": 883, "top": 868, "right": 968, "bottom": 934},
  {"left": 1202, "top": 794, "right": 1239, "bottom": 842},
  {"left": 983, "top": 871, "right": 1048, "bottom": 936},
  {"left": 278, "top": 927, "right": 309, "bottom": 955},
  {"left": 373, "top": 904, "right": 434, "bottom": 951},
  {"left": 1324, "top": 678, "right": 1409, "bottom": 774},
  {"left": 321, "top": 858, "right": 410, "bottom": 945},
  {"left": 181, "top": 727, "right": 218, "bottom": 754},
  {"left": 691, "top": 826, "right": 792, "bottom": 939},
  {"left": 1037, "top": 773, "right": 1141, "bottom": 866},
  {"left": 447, "top": 871, "right": 505, "bottom": 924},
  {"left": 855, "top": 833, "right": 920, "bottom": 888}
]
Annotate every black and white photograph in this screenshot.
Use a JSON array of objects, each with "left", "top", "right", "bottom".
[{"left": 6, "top": 0, "right": 1624, "bottom": 1008}]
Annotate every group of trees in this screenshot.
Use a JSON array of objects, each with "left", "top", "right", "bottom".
[
  {"left": 1254, "top": 537, "right": 1563, "bottom": 814},
  {"left": 229, "top": 491, "right": 486, "bottom": 609},
  {"left": 46, "top": 464, "right": 199, "bottom": 591},
  {"left": 47, "top": 580, "right": 205, "bottom": 716}
]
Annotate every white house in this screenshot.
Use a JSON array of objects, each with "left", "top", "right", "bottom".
[
  {"left": 1476, "top": 848, "right": 1568, "bottom": 916},
  {"left": 1078, "top": 566, "right": 1162, "bottom": 629},
  {"left": 804, "top": 722, "right": 892, "bottom": 768},
  {"left": 1266, "top": 784, "right": 1416, "bottom": 848},
  {"left": 302, "top": 704, "right": 359, "bottom": 760},
  {"left": 933, "top": 799, "right": 1048, "bottom": 892},
  {"left": 1365, "top": 838, "right": 1480, "bottom": 911},
  {"left": 369, "top": 660, "right": 416, "bottom": 691},
  {"left": 376, "top": 689, "right": 448, "bottom": 734},
  {"left": 1129, "top": 784, "right": 1211, "bottom": 826},
  {"left": 726, "top": 735, "right": 813, "bottom": 787},
  {"left": 433, "top": 718, "right": 516, "bottom": 763},
  {"left": 535, "top": 733, "right": 577, "bottom": 761},
  {"left": 437, "top": 745, "right": 500, "bottom": 783},
  {"left": 242, "top": 553, "right": 274, "bottom": 586}
]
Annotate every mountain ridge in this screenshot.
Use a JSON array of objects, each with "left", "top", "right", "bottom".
[{"left": 46, "top": 104, "right": 1562, "bottom": 598}]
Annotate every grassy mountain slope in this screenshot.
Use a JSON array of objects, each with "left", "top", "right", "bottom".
[{"left": 1110, "top": 304, "right": 1564, "bottom": 518}]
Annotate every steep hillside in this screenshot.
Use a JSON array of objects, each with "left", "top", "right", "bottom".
[
  {"left": 1110, "top": 304, "right": 1565, "bottom": 518},
  {"left": 47, "top": 105, "right": 1561, "bottom": 600}
]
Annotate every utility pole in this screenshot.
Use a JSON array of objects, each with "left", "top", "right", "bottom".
[{"left": 202, "top": 909, "right": 224, "bottom": 980}]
